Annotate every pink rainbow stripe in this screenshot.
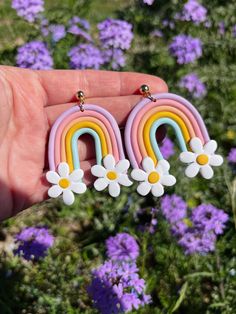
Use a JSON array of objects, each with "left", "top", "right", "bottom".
[
  {"left": 49, "top": 104, "right": 125, "bottom": 171},
  {"left": 124, "top": 93, "right": 210, "bottom": 169}
]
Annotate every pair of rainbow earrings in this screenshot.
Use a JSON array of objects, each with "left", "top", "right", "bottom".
[{"left": 46, "top": 85, "right": 223, "bottom": 205}]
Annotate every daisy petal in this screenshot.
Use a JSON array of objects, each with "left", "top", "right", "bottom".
[
  {"left": 209, "top": 155, "right": 223, "bottom": 166},
  {"left": 115, "top": 159, "right": 130, "bottom": 173},
  {"left": 71, "top": 182, "right": 87, "bottom": 194},
  {"left": 103, "top": 154, "right": 116, "bottom": 170},
  {"left": 108, "top": 182, "right": 120, "bottom": 197},
  {"left": 185, "top": 163, "right": 200, "bottom": 178},
  {"left": 137, "top": 182, "right": 151, "bottom": 196},
  {"left": 58, "top": 162, "right": 70, "bottom": 177},
  {"left": 118, "top": 174, "right": 133, "bottom": 186},
  {"left": 63, "top": 189, "right": 75, "bottom": 205},
  {"left": 161, "top": 175, "right": 176, "bottom": 186},
  {"left": 156, "top": 159, "right": 170, "bottom": 173},
  {"left": 91, "top": 165, "right": 106, "bottom": 177},
  {"left": 157, "top": 159, "right": 170, "bottom": 173},
  {"left": 69, "top": 169, "right": 84, "bottom": 181},
  {"left": 142, "top": 157, "right": 155, "bottom": 172},
  {"left": 48, "top": 185, "right": 62, "bottom": 198},
  {"left": 94, "top": 178, "right": 108, "bottom": 191},
  {"left": 131, "top": 169, "right": 147, "bottom": 181},
  {"left": 190, "top": 137, "right": 204, "bottom": 154},
  {"left": 200, "top": 165, "right": 214, "bottom": 179},
  {"left": 151, "top": 183, "right": 164, "bottom": 197},
  {"left": 46, "top": 171, "right": 60, "bottom": 184},
  {"left": 179, "top": 151, "right": 196, "bottom": 163},
  {"left": 204, "top": 140, "right": 217, "bottom": 154}
]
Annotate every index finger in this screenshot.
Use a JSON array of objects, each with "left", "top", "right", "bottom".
[{"left": 37, "top": 70, "right": 168, "bottom": 106}]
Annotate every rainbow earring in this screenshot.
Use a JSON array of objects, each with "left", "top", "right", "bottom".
[
  {"left": 46, "top": 91, "right": 132, "bottom": 205},
  {"left": 124, "top": 85, "right": 223, "bottom": 197}
]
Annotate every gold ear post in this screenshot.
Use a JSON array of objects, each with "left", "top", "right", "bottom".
[
  {"left": 139, "top": 84, "right": 156, "bottom": 102},
  {"left": 76, "top": 90, "right": 85, "bottom": 112}
]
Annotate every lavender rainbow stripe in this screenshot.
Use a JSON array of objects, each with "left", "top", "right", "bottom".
[
  {"left": 48, "top": 104, "right": 125, "bottom": 171},
  {"left": 124, "top": 93, "right": 210, "bottom": 169}
]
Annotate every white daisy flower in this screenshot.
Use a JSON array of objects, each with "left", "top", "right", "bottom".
[
  {"left": 131, "top": 157, "right": 176, "bottom": 197},
  {"left": 180, "top": 137, "right": 223, "bottom": 179},
  {"left": 46, "top": 162, "right": 87, "bottom": 205},
  {"left": 91, "top": 154, "right": 133, "bottom": 197}
]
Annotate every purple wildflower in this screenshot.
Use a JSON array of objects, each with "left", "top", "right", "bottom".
[
  {"left": 227, "top": 148, "right": 236, "bottom": 163},
  {"left": 88, "top": 260, "right": 151, "bottom": 314},
  {"left": 232, "top": 25, "right": 236, "bottom": 37},
  {"left": 150, "top": 29, "right": 163, "bottom": 38},
  {"left": 136, "top": 207, "right": 158, "bottom": 234},
  {"left": 179, "top": 73, "right": 206, "bottom": 98},
  {"left": 106, "top": 233, "right": 139, "bottom": 261},
  {"left": 162, "top": 19, "right": 175, "bottom": 29},
  {"left": 143, "top": 0, "right": 155, "bottom": 5},
  {"left": 178, "top": 0, "right": 207, "bottom": 25},
  {"left": 68, "top": 44, "right": 104, "bottom": 69},
  {"left": 192, "top": 204, "right": 228, "bottom": 235},
  {"left": 68, "top": 16, "right": 92, "bottom": 41},
  {"left": 12, "top": 0, "right": 44, "bottom": 22},
  {"left": 14, "top": 226, "right": 54, "bottom": 260},
  {"left": 160, "top": 194, "right": 187, "bottom": 224},
  {"left": 218, "top": 21, "right": 225, "bottom": 35},
  {"left": 16, "top": 41, "right": 53, "bottom": 69},
  {"left": 160, "top": 137, "right": 175, "bottom": 159},
  {"left": 178, "top": 229, "right": 216, "bottom": 254},
  {"left": 169, "top": 34, "right": 202, "bottom": 64},
  {"left": 98, "top": 19, "right": 133, "bottom": 50},
  {"left": 49, "top": 24, "right": 66, "bottom": 42},
  {"left": 102, "top": 49, "right": 126, "bottom": 69}
]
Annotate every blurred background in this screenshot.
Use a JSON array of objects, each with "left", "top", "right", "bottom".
[{"left": 0, "top": 0, "right": 236, "bottom": 313}]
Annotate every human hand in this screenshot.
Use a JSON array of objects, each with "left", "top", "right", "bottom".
[{"left": 0, "top": 66, "right": 168, "bottom": 220}]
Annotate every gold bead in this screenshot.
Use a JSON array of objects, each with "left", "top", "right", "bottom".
[
  {"left": 76, "top": 90, "right": 85, "bottom": 100},
  {"left": 140, "top": 84, "right": 149, "bottom": 94}
]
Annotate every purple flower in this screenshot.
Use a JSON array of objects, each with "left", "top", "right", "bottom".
[
  {"left": 143, "top": 0, "right": 155, "bottom": 4},
  {"left": 232, "top": 25, "right": 236, "bottom": 37},
  {"left": 160, "top": 194, "right": 187, "bottom": 224},
  {"left": 68, "top": 44, "right": 104, "bottom": 69},
  {"left": 192, "top": 204, "right": 228, "bottom": 235},
  {"left": 49, "top": 24, "right": 66, "bottom": 42},
  {"left": 178, "top": 229, "right": 216, "bottom": 254},
  {"left": 136, "top": 207, "right": 158, "bottom": 234},
  {"left": 98, "top": 19, "right": 133, "bottom": 50},
  {"left": 218, "top": 21, "right": 225, "bottom": 35},
  {"left": 14, "top": 226, "right": 54, "bottom": 260},
  {"left": 12, "top": 0, "right": 44, "bottom": 22},
  {"left": 150, "top": 29, "right": 163, "bottom": 38},
  {"left": 178, "top": 0, "right": 207, "bottom": 25},
  {"left": 160, "top": 137, "right": 175, "bottom": 159},
  {"left": 162, "top": 19, "right": 175, "bottom": 29},
  {"left": 16, "top": 41, "right": 53, "bottom": 69},
  {"left": 179, "top": 73, "right": 206, "bottom": 98},
  {"left": 106, "top": 233, "right": 139, "bottom": 261},
  {"left": 169, "top": 34, "right": 203, "bottom": 64},
  {"left": 102, "top": 49, "right": 126, "bottom": 69},
  {"left": 68, "top": 16, "right": 92, "bottom": 41},
  {"left": 227, "top": 148, "right": 236, "bottom": 163},
  {"left": 88, "top": 260, "right": 151, "bottom": 314}
]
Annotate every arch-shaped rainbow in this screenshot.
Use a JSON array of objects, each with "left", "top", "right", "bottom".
[
  {"left": 124, "top": 93, "right": 210, "bottom": 168},
  {"left": 48, "top": 104, "right": 125, "bottom": 172}
]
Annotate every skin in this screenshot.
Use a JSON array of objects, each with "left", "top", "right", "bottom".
[{"left": 0, "top": 66, "right": 168, "bottom": 220}]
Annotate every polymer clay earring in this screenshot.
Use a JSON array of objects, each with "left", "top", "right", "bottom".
[
  {"left": 46, "top": 91, "right": 132, "bottom": 205},
  {"left": 124, "top": 85, "right": 223, "bottom": 197}
]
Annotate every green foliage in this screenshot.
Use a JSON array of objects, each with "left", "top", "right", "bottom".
[{"left": 0, "top": 0, "right": 236, "bottom": 313}]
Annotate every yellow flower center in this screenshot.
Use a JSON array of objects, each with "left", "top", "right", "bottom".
[
  {"left": 148, "top": 171, "right": 160, "bottom": 184},
  {"left": 106, "top": 171, "right": 118, "bottom": 181},
  {"left": 196, "top": 154, "right": 209, "bottom": 165},
  {"left": 59, "top": 178, "right": 70, "bottom": 189}
]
